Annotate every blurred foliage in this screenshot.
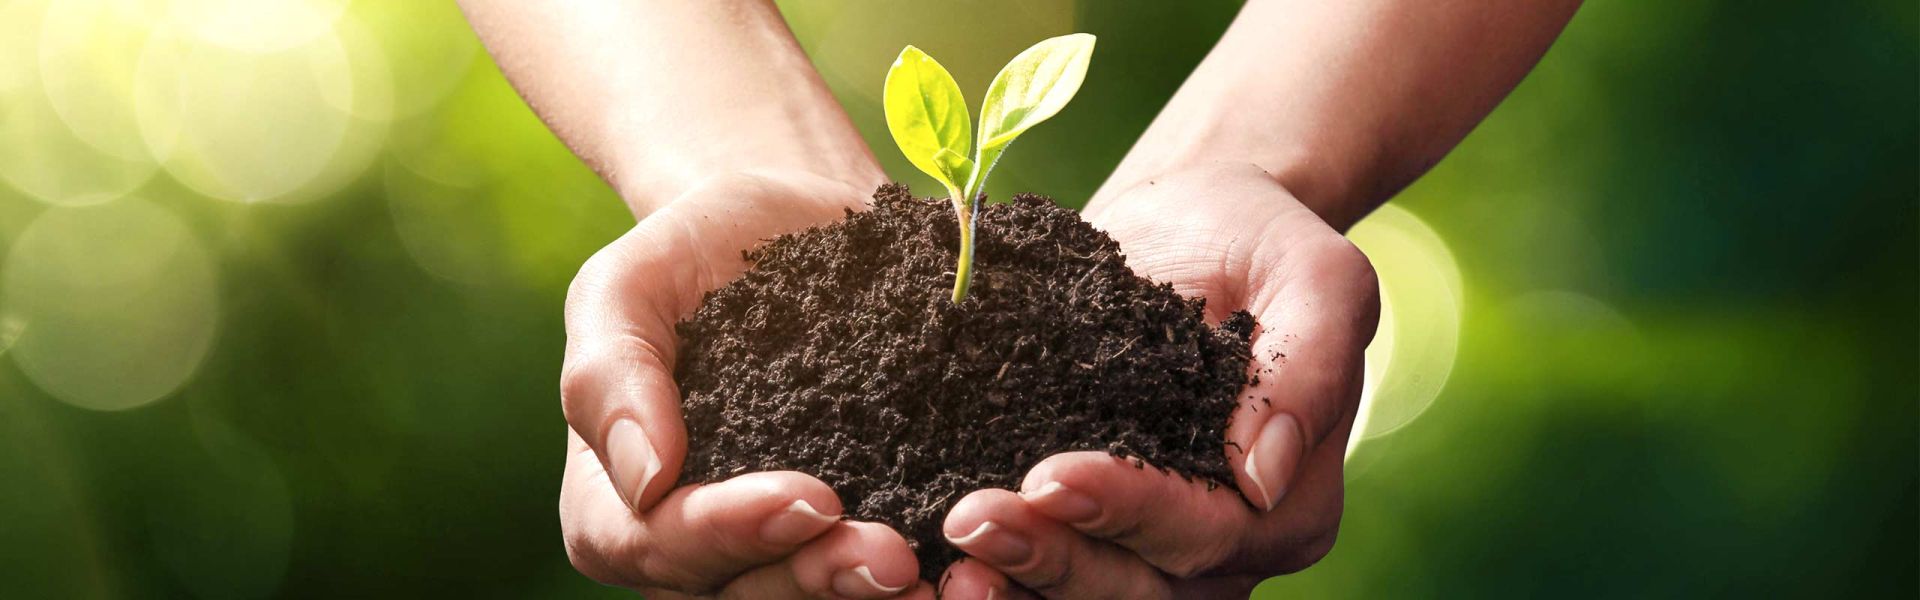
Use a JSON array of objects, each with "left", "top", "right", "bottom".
[{"left": 0, "top": 0, "right": 1913, "bottom": 598}]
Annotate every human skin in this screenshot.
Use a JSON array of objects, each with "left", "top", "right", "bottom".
[
  {"left": 938, "top": 0, "right": 1581, "bottom": 597},
  {"left": 461, "top": 1, "right": 927, "bottom": 597},
  {"left": 938, "top": 166, "right": 1379, "bottom": 599},
  {"left": 459, "top": 0, "right": 1579, "bottom": 597}
]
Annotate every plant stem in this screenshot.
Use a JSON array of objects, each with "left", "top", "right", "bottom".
[{"left": 950, "top": 197, "right": 977, "bottom": 303}]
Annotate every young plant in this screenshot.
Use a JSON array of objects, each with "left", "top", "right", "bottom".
[{"left": 884, "top": 33, "right": 1096, "bottom": 303}]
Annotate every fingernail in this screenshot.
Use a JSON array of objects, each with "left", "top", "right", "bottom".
[
  {"left": 946, "top": 521, "right": 1033, "bottom": 567},
  {"left": 759, "top": 499, "right": 839, "bottom": 545},
  {"left": 1244, "top": 413, "right": 1305, "bottom": 512},
  {"left": 831, "top": 564, "right": 908, "bottom": 597},
  {"left": 1023, "top": 481, "right": 1100, "bottom": 524},
  {"left": 606, "top": 418, "right": 662, "bottom": 510}
]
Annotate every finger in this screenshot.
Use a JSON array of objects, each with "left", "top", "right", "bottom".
[
  {"left": 1222, "top": 411, "right": 1354, "bottom": 575},
  {"left": 721, "top": 521, "right": 922, "bottom": 599},
  {"left": 1231, "top": 223, "right": 1379, "bottom": 511},
  {"left": 1169, "top": 575, "right": 1263, "bottom": 598},
  {"left": 559, "top": 428, "right": 845, "bottom": 592},
  {"left": 721, "top": 580, "right": 936, "bottom": 600},
  {"left": 1017, "top": 440, "right": 1353, "bottom": 579},
  {"left": 1080, "top": 166, "right": 1378, "bottom": 512},
  {"left": 938, "top": 558, "right": 1042, "bottom": 600},
  {"left": 945, "top": 489, "right": 1173, "bottom": 599},
  {"left": 560, "top": 174, "right": 875, "bottom": 513},
  {"left": 723, "top": 572, "right": 936, "bottom": 600},
  {"left": 560, "top": 222, "right": 696, "bottom": 512},
  {"left": 1017, "top": 452, "right": 1251, "bottom": 579}
]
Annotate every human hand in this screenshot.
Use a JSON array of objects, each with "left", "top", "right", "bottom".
[
  {"left": 937, "top": 164, "right": 1380, "bottom": 599},
  {"left": 558, "top": 171, "right": 933, "bottom": 598}
]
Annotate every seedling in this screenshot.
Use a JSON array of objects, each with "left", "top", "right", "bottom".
[{"left": 884, "top": 34, "right": 1096, "bottom": 302}]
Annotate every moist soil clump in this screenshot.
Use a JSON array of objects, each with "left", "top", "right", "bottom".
[{"left": 675, "top": 184, "right": 1255, "bottom": 581}]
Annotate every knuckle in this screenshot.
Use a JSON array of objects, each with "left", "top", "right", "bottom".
[
  {"left": 1300, "top": 529, "right": 1339, "bottom": 567},
  {"left": 637, "top": 555, "right": 714, "bottom": 596},
  {"left": 562, "top": 540, "right": 617, "bottom": 587},
  {"left": 561, "top": 544, "right": 605, "bottom": 583},
  {"left": 560, "top": 523, "right": 632, "bottom": 588},
  {"left": 1155, "top": 500, "right": 1245, "bottom": 579},
  {"left": 680, "top": 500, "right": 757, "bottom": 560},
  {"left": 1254, "top": 522, "right": 1341, "bottom": 577},
  {"left": 1290, "top": 236, "right": 1380, "bottom": 346},
  {"left": 1220, "top": 576, "right": 1263, "bottom": 598},
  {"left": 557, "top": 354, "right": 594, "bottom": 401},
  {"left": 1349, "top": 268, "right": 1381, "bottom": 315},
  {"left": 1153, "top": 545, "right": 1228, "bottom": 580},
  {"left": 1317, "top": 235, "right": 1372, "bottom": 279},
  {"left": 566, "top": 242, "right": 626, "bottom": 308},
  {"left": 557, "top": 354, "right": 607, "bottom": 424},
  {"left": 559, "top": 336, "right": 664, "bottom": 426},
  {"left": 1082, "top": 493, "right": 1150, "bottom": 542},
  {"left": 1022, "top": 550, "right": 1078, "bottom": 595},
  {"left": 1325, "top": 237, "right": 1379, "bottom": 302},
  {"left": 1279, "top": 529, "right": 1340, "bottom": 575}
]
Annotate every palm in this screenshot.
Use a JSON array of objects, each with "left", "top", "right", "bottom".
[
  {"left": 558, "top": 173, "right": 934, "bottom": 598},
  {"left": 938, "top": 165, "right": 1380, "bottom": 598}
]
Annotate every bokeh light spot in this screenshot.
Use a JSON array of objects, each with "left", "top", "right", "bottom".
[
  {"left": 1498, "top": 289, "right": 1646, "bottom": 389},
  {"left": 803, "top": 1, "right": 1076, "bottom": 103},
  {"left": 347, "top": 0, "right": 479, "bottom": 120},
  {"left": 1346, "top": 205, "right": 1464, "bottom": 458},
  {"left": 0, "top": 314, "right": 21, "bottom": 355},
  {"left": 321, "top": 13, "right": 394, "bottom": 121},
  {"left": 40, "top": 0, "right": 170, "bottom": 162},
  {"left": 0, "top": 69, "right": 158, "bottom": 205},
  {"left": 3, "top": 197, "right": 220, "bottom": 411},
  {"left": 167, "top": 0, "right": 348, "bottom": 53},
  {"left": 135, "top": 24, "right": 353, "bottom": 203},
  {"left": 385, "top": 161, "right": 508, "bottom": 286},
  {"left": 385, "top": 63, "right": 539, "bottom": 188},
  {"left": 264, "top": 13, "right": 391, "bottom": 205},
  {"left": 0, "top": 0, "right": 47, "bottom": 94}
]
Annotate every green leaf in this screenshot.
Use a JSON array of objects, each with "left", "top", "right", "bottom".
[
  {"left": 883, "top": 45, "right": 971, "bottom": 200},
  {"left": 967, "top": 33, "right": 1095, "bottom": 197},
  {"left": 934, "top": 148, "right": 974, "bottom": 198}
]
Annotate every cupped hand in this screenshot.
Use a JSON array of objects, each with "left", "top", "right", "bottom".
[
  {"left": 937, "top": 164, "right": 1380, "bottom": 599},
  {"left": 558, "top": 171, "right": 933, "bottom": 598}
]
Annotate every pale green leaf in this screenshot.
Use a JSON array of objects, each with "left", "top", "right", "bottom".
[
  {"left": 883, "top": 45, "right": 971, "bottom": 199},
  {"left": 933, "top": 148, "right": 974, "bottom": 197},
  {"left": 967, "top": 33, "right": 1095, "bottom": 197}
]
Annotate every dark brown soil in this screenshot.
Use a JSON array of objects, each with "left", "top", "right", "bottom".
[{"left": 674, "top": 184, "right": 1254, "bottom": 581}]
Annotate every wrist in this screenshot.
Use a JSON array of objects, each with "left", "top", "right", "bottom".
[
  {"left": 615, "top": 154, "right": 886, "bottom": 220},
  {"left": 632, "top": 167, "right": 885, "bottom": 220},
  {"left": 1092, "top": 139, "right": 1376, "bottom": 232}
]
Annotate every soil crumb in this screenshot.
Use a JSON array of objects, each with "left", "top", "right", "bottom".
[{"left": 675, "top": 184, "right": 1253, "bottom": 581}]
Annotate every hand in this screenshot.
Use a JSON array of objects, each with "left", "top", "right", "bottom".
[
  {"left": 936, "top": 164, "right": 1380, "bottom": 599},
  {"left": 558, "top": 171, "right": 933, "bottom": 598}
]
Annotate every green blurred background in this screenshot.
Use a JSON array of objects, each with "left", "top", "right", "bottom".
[{"left": 1, "top": 1, "right": 1913, "bottom": 597}]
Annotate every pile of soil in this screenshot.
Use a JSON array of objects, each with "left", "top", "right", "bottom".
[{"left": 675, "top": 184, "right": 1254, "bottom": 581}]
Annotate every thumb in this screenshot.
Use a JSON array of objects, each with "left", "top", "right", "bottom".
[{"left": 1227, "top": 232, "right": 1378, "bottom": 512}]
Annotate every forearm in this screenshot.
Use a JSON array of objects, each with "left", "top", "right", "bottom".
[
  {"left": 459, "top": 0, "right": 883, "bottom": 216},
  {"left": 1092, "top": 0, "right": 1581, "bottom": 230}
]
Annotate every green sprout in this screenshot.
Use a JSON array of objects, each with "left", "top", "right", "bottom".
[{"left": 884, "top": 33, "right": 1096, "bottom": 303}]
